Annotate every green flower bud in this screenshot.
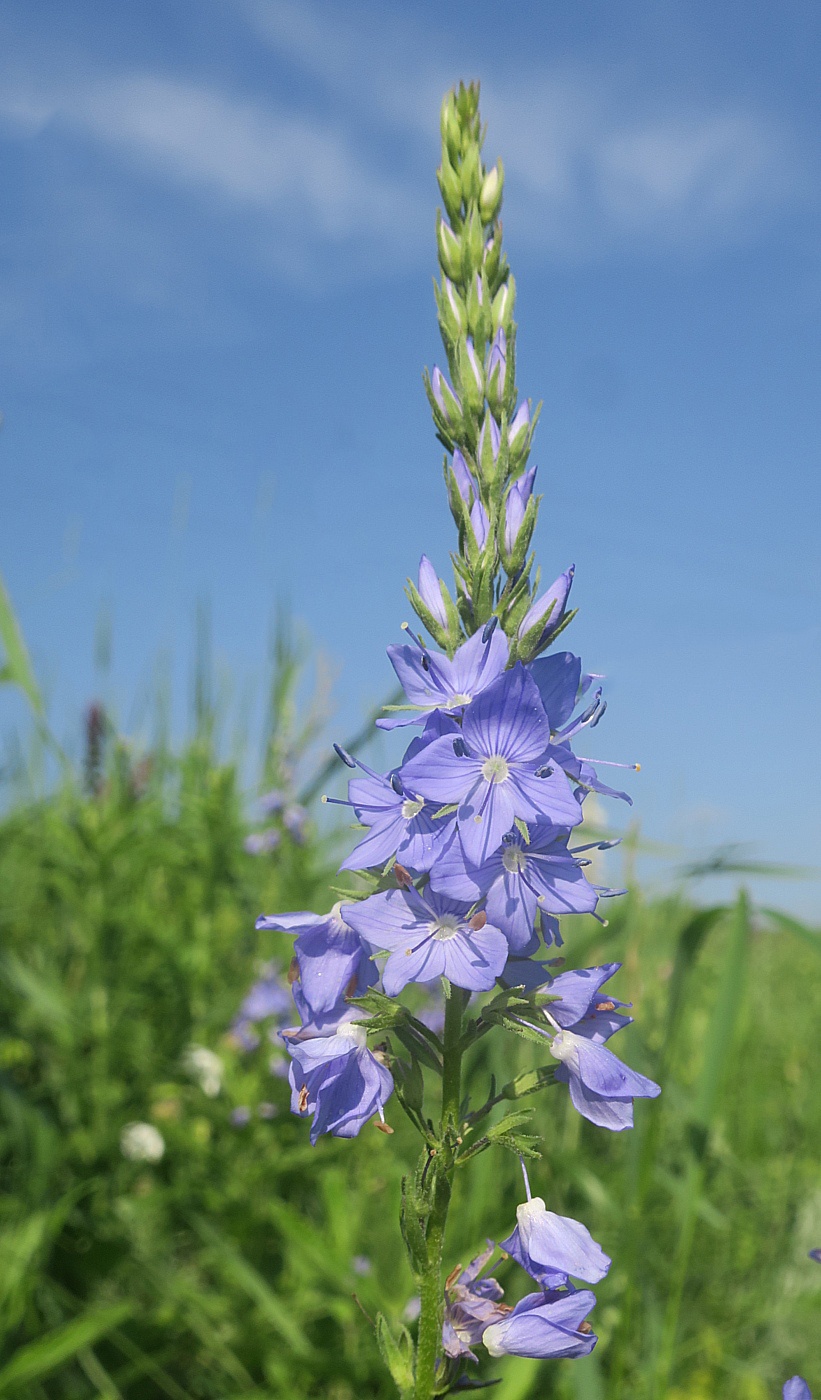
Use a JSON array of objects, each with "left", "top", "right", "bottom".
[
  {"left": 465, "top": 271, "right": 491, "bottom": 349},
  {"left": 436, "top": 213, "right": 462, "bottom": 282},
  {"left": 479, "top": 159, "right": 504, "bottom": 223},
  {"left": 437, "top": 152, "right": 463, "bottom": 225},
  {"left": 441, "top": 93, "right": 462, "bottom": 165},
  {"left": 492, "top": 276, "right": 515, "bottom": 335},
  {"left": 463, "top": 206, "right": 485, "bottom": 280},
  {"left": 460, "top": 144, "right": 483, "bottom": 204},
  {"left": 435, "top": 278, "right": 468, "bottom": 343},
  {"left": 456, "top": 338, "right": 484, "bottom": 415}
]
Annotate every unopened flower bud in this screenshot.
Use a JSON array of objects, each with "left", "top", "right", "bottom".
[
  {"left": 437, "top": 153, "right": 463, "bottom": 223},
  {"left": 458, "top": 337, "right": 484, "bottom": 412},
  {"left": 504, "top": 467, "right": 537, "bottom": 555},
  {"left": 492, "top": 277, "right": 515, "bottom": 334},
  {"left": 417, "top": 555, "right": 449, "bottom": 629},
  {"left": 477, "top": 412, "right": 501, "bottom": 479},
  {"left": 470, "top": 498, "right": 490, "bottom": 551},
  {"left": 464, "top": 205, "right": 484, "bottom": 276},
  {"left": 518, "top": 566, "right": 575, "bottom": 654},
  {"left": 437, "top": 216, "right": 462, "bottom": 281},
  {"left": 441, "top": 93, "right": 461, "bottom": 165},
  {"left": 441, "top": 279, "right": 467, "bottom": 337},
  {"left": 509, "top": 400, "right": 531, "bottom": 453},
  {"left": 460, "top": 143, "right": 483, "bottom": 203},
  {"left": 431, "top": 366, "right": 463, "bottom": 428},
  {"left": 479, "top": 159, "right": 504, "bottom": 223},
  {"left": 485, "top": 328, "right": 507, "bottom": 414},
  {"left": 451, "top": 448, "right": 475, "bottom": 505}
]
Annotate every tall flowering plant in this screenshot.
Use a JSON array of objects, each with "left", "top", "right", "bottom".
[{"left": 256, "top": 82, "right": 659, "bottom": 1399}]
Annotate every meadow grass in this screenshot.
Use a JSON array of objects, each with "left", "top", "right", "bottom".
[{"left": 0, "top": 713, "right": 819, "bottom": 1399}]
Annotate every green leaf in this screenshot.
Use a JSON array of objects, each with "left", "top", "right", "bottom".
[
  {"left": 499, "top": 1064, "right": 557, "bottom": 1101},
  {"left": 400, "top": 1176, "right": 429, "bottom": 1277},
  {"left": 513, "top": 817, "right": 530, "bottom": 844},
  {"left": 375, "top": 1314, "right": 415, "bottom": 1398},
  {"left": 0, "top": 1304, "right": 131, "bottom": 1394},
  {"left": 761, "top": 906, "right": 821, "bottom": 954}
]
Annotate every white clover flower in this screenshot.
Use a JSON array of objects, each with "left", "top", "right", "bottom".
[
  {"left": 120, "top": 1121, "right": 165, "bottom": 1163},
  {"left": 183, "top": 1044, "right": 223, "bottom": 1097}
]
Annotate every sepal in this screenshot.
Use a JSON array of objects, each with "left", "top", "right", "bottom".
[{"left": 375, "top": 1314, "right": 415, "bottom": 1399}]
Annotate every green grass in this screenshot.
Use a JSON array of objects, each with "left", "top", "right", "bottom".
[{"left": 0, "top": 724, "right": 818, "bottom": 1397}]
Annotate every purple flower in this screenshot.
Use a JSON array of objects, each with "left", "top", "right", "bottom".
[
  {"left": 519, "top": 567, "right": 574, "bottom": 650},
  {"left": 504, "top": 467, "right": 537, "bottom": 554},
  {"left": 809, "top": 1248, "right": 821, "bottom": 1264},
  {"left": 230, "top": 1106, "right": 251, "bottom": 1127},
  {"left": 530, "top": 652, "right": 594, "bottom": 733},
  {"left": 377, "top": 626, "right": 509, "bottom": 731},
  {"left": 477, "top": 413, "right": 501, "bottom": 466},
  {"left": 255, "top": 906, "right": 369, "bottom": 1020},
  {"left": 285, "top": 1021, "right": 393, "bottom": 1145},
  {"left": 486, "top": 328, "right": 506, "bottom": 407},
  {"left": 500, "top": 1197, "right": 610, "bottom": 1289},
  {"left": 451, "top": 448, "right": 475, "bottom": 506},
  {"left": 509, "top": 400, "right": 531, "bottom": 453},
  {"left": 283, "top": 803, "right": 308, "bottom": 842},
  {"left": 400, "top": 665, "right": 582, "bottom": 866},
  {"left": 463, "top": 338, "right": 484, "bottom": 398},
  {"left": 549, "top": 1027, "right": 660, "bottom": 1132},
  {"left": 470, "top": 498, "right": 490, "bottom": 551},
  {"left": 548, "top": 963, "right": 633, "bottom": 1037},
  {"left": 483, "top": 1288, "right": 597, "bottom": 1360},
  {"left": 442, "top": 1244, "right": 508, "bottom": 1363},
  {"left": 501, "top": 950, "right": 565, "bottom": 991},
  {"left": 259, "top": 788, "right": 286, "bottom": 814},
  {"left": 417, "top": 555, "right": 449, "bottom": 629},
  {"left": 429, "top": 822, "right": 598, "bottom": 954},
  {"left": 258, "top": 1102, "right": 278, "bottom": 1119},
  {"left": 231, "top": 965, "right": 293, "bottom": 1049},
  {"left": 783, "top": 1381, "right": 812, "bottom": 1400},
  {"left": 432, "top": 366, "right": 462, "bottom": 426},
  {"left": 244, "top": 827, "right": 281, "bottom": 855},
  {"left": 338, "top": 745, "right": 455, "bottom": 875},
  {"left": 343, "top": 887, "right": 508, "bottom": 995}
]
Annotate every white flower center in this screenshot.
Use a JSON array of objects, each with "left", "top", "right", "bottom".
[
  {"left": 481, "top": 754, "right": 510, "bottom": 784},
  {"left": 516, "top": 1196, "right": 548, "bottom": 1249},
  {"left": 502, "top": 846, "right": 526, "bottom": 874},
  {"left": 401, "top": 797, "right": 424, "bottom": 821},
  {"left": 430, "top": 915, "right": 461, "bottom": 941},
  {"left": 548, "top": 1030, "right": 575, "bottom": 1064},
  {"left": 336, "top": 1024, "right": 368, "bottom": 1050},
  {"left": 446, "top": 691, "right": 472, "bottom": 708}
]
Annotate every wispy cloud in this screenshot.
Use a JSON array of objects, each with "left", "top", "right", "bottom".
[
  {"left": 0, "top": 0, "right": 807, "bottom": 296},
  {"left": 243, "top": 0, "right": 804, "bottom": 257}
]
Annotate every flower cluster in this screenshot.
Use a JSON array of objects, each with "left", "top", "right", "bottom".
[
  {"left": 248, "top": 80, "right": 664, "bottom": 1396},
  {"left": 440, "top": 1160, "right": 607, "bottom": 1377},
  {"left": 255, "top": 632, "right": 657, "bottom": 1149}
]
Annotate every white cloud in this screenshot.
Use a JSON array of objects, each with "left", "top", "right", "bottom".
[
  {"left": 0, "top": 0, "right": 807, "bottom": 288},
  {"left": 241, "top": 1, "right": 804, "bottom": 256}
]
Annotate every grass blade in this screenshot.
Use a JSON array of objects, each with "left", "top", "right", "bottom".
[
  {"left": 0, "top": 570, "right": 42, "bottom": 715},
  {"left": 0, "top": 1304, "right": 131, "bottom": 1394},
  {"left": 651, "top": 890, "right": 752, "bottom": 1397}
]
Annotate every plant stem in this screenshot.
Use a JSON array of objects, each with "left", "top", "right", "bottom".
[{"left": 414, "top": 988, "right": 467, "bottom": 1400}]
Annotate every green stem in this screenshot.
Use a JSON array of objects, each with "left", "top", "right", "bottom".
[{"left": 414, "top": 989, "right": 467, "bottom": 1400}]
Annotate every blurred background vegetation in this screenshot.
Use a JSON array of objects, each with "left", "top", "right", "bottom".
[{"left": 0, "top": 580, "right": 819, "bottom": 1399}]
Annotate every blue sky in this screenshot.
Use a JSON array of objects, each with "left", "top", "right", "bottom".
[{"left": 1, "top": 0, "right": 819, "bottom": 910}]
